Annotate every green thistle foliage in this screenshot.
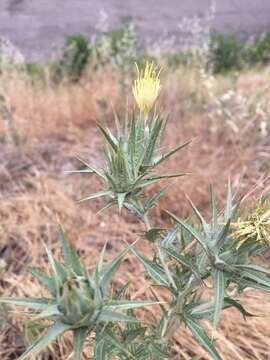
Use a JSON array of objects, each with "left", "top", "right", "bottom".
[
  {"left": 71, "top": 110, "right": 189, "bottom": 217},
  {"left": 0, "top": 227, "right": 157, "bottom": 360},
  {"left": 132, "top": 181, "right": 270, "bottom": 359}
]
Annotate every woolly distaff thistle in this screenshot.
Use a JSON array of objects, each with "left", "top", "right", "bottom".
[{"left": 0, "top": 228, "right": 157, "bottom": 360}]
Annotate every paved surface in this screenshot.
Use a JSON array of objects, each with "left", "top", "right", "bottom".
[{"left": 1, "top": 0, "right": 270, "bottom": 61}]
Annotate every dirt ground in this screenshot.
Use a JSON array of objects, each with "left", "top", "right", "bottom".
[{"left": 1, "top": 0, "right": 270, "bottom": 60}]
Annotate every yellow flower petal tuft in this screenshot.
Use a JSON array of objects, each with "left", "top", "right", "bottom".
[{"left": 133, "top": 62, "right": 161, "bottom": 116}]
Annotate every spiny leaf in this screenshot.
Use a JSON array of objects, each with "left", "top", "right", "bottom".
[
  {"left": 18, "top": 321, "right": 71, "bottom": 360},
  {"left": 74, "top": 327, "right": 89, "bottom": 360},
  {"left": 224, "top": 297, "right": 256, "bottom": 320},
  {"left": 162, "top": 247, "right": 201, "bottom": 279},
  {"left": 136, "top": 173, "right": 186, "bottom": 189},
  {"left": 117, "top": 192, "right": 127, "bottom": 212},
  {"left": 187, "top": 197, "right": 208, "bottom": 234},
  {"left": 213, "top": 269, "right": 225, "bottom": 329},
  {"left": 144, "top": 228, "right": 166, "bottom": 243},
  {"left": 131, "top": 248, "right": 170, "bottom": 287},
  {"left": 29, "top": 268, "right": 57, "bottom": 296},
  {"left": 154, "top": 139, "right": 192, "bottom": 166},
  {"left": 99, "top": 247, "right": 129, "bottom": 296},
  {"left": 161, "top": 225, "right": 179, "bottom": 249},
  {"left": 58, "top": 225, "right": 84, "bottom": 276},
  {"left": 144, "top": 184, "right": 172, "bottom": 212},
  {"left": 97, "top": 123, "right": 118, "bottom": 152},
  {"left": 36, "top": 304, "right": 60, "bottom": 319},
  {"left": 105, "top": 330, "right": 135, "bottom": 359},
  {"left": 94, "top": 338, "right": 107, "bottom": 360},
  {"left": 0, "top": 297, "right": 55, "bottom": 310},
  {"left": 74, "top": 156, "right": 106, "bottom": 179},
  {"left": 166, "top": 211, "right": 209, "bottom": 254},
  {"left": 79, "top": 190, "right": 113, "bottom": 203},
  {"left": 186, "top": 318, "right": 222, "bottom": 360},
  {"left": 98, "top": 310, "right": 140, "bottom": 324},
  {"left": 105, "top": 300, "right": 159, "bottom": 311}
]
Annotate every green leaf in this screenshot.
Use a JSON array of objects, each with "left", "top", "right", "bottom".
[
  {"left": 44, "top": 245, "right": 67, "bottom": 297},
  {"left": 213, "top": 269, "right": 225, "bottom": 329},
  {"left": 105, "top": 300, "right": 159, "bottom": 311},
  {"left": 224, "top": 297, "right": 256, "bottom": 319},
  {"left": 75, "top": 156, "right": 106, "bottom": 179},
  {"left": 140, "top": 117, "right": 163, "bottom": 166},
  {"left": 215, "top": 218, "right": 231, "bottom": 248},
  {"left": 29, "top": 268, "right": 57, "bottom": 296},
  {"left": 136, "top": 173, "right": 186, "bottom": 189},
  {"left": 153, "top": 139, "right": 192, "bottom": 166},
  {"left": 187, "top": 197, "right": 208, "bottom": 234},
  {"left": 98, "top": 310, "right": 140, "bottom": 324},
  {"left": 234, "top": 264, "right": 270, "bottom": 276},
  {"left": 97, "top": 123, "right": 118, "bottom": 152},
  {"left": 0, "top": 297, "right": 54, "bottom": 310},
  {"left": 58, "top": 225, "right": 84, "bottom": 276},
  {"left": 124, "top": 202, "right": 144, "bottom": 220},
  {"left": 166, "top": 211, "right": 209, "bottom": 254},
  {"left": 79, "top": 190, "right": 112, "bottom": 202},
  {"left": 36, "top": 304, "right": 60, "bottom": 319},
  {"left": 161, "top": 225, "right": 179, "bottom": 248},
  {"left": 162, "top": 247, "right": 200, "bottom": 279},
  {"left": 186, "top": 318, "right": 222, "bottom": 360},
  {"left": 94, "top": 339, "right": 107, "bottom": 360},
  {"left": 131, "top": 248, "right": 170, "bottom": 287},
  {"left": 99, "top": 247, "right": 129, "bottom": 296},
  {"left": 18, "top": 321, "right": 70, "bottom": 360},
  {"left": 144, "top": 185, "right": 172, "bottom": 212},
  {"left": 241, "top": 269, "right": 270, "bottom": 289},
  {"left": 117, "top": 192, "right": 127, "bottom": 212},
  {"left": 74, "top": 327, "right": 89, "bottom": 360},
  {"left": 144, "top": 228, "right": 166, "bottom": 243},
  {"left": 106, "top": 331, "right": 135, "bottom": 358}
]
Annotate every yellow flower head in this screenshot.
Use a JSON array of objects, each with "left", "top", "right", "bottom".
[
  {"left": 133, "top": 62, "right": 161, "bottom": 115},
  {"left": 233, "top": 199, "right": 270, "bottom": 248}
]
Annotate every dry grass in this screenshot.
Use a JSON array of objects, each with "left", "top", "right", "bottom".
[{"left": 0, "top": 65, "right": 269, "bottom": 359}]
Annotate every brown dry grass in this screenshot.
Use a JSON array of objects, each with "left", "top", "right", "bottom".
[{"left": 0, "top": 65, "right": 269, "bottom": 359}]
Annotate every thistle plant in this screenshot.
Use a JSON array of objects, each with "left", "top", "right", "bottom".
[
  {"left": 1, "top": 62, "right": 270, "bottom": 360},
  {"left": 0, "top": 228, "right": 157, "bottom": 359}
]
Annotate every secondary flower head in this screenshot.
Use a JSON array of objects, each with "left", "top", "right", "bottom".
[
  {"left": 233, "top": 199, "right": 270, "bottom": 248},
  {"left": 133, "top": 61, "right": 161, "bottom": 115}
]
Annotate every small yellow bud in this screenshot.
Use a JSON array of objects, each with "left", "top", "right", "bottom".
[{"left": 133, "top": 61, "right": 161, "bottom": 115}]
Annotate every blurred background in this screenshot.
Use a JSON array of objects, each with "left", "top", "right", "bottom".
[{"left": 0, "top": 1, "right": 269, "bottom": 359}]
